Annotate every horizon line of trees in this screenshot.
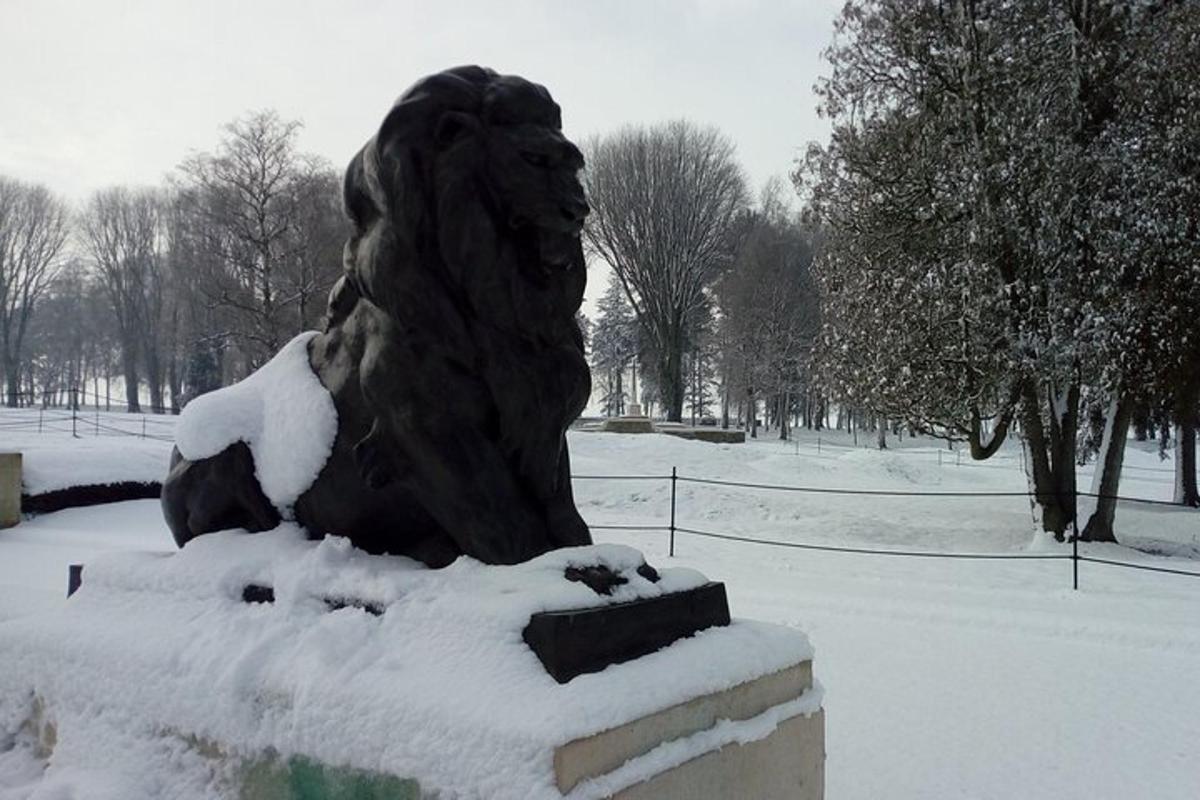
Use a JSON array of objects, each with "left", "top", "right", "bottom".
[{"left": 0, "top": 110, "right": 347, "bottom": 414}]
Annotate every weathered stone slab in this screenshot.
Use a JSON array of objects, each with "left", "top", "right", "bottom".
[
  {"left": 613, "top": 708, "right": 825, "bottom": 800},
  {"left": 658, "top": 427, "right": 746, "bottom": 444},
  {"left": 0, "top": 451, "right": 20, "bottom": 528},
  {"left": 554, "top": 660, "right": 813, "bottom": 794},
  {"left": 599, "top": 417, "right": 657, "bottom": 434}
]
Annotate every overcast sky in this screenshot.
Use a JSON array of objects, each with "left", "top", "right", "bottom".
[
  {"left": 1, "top": 0, "right": 842, "bottom": 310},
  {"left": 1, "top": 0, "right": 839, "bottom": 197}
]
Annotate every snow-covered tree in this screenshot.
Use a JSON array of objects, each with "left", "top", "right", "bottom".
[
  {"left": 800, "top": 0, "right": 1191, "bottom": 539},
  {"left": 590, "top": 276, "right": 638, "bottom": 417}
]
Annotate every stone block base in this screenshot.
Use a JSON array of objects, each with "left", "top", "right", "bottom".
[
  {"left": 658, "top": 427, "right": 746, "bottom": 444},
  {"left": 0, "top": 452, "right": 20, "bottom": 528},
  {"left": 555, "top": 659, "right": 823, "bottom": 799},
  {"left": 600, "top": 417, "right": 656, "bottom": 434},
  {"left": 614, "top": 710, "right": 824, "bottom": 800}
]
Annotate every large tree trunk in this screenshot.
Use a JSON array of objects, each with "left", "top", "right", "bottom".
[
  {"left": 1081, "top": 395, "right": 1132, "bottom": 542},
  {"left": 746, "top": 389, "right": 757, "bottom": 438},
  {"left": 3, "top": 359, "right": 19, "bottom": 408},
  {"left": 629, "top": 362, "right": 638, "bottom": 415},
  {"left": 1132, "top": 401, "right": 1150, "bottom": 442},
  {"left": 1021, "top": 381, "right": 1080, "bottom": 540},
  {"left": 779, "top": 391, "right": 789, "bottom": 440},
  {"left": 1175, "top": 423, "right": 1199, "bottom": 507},
  {"left": 657, "top": 325, "right": 686, "bottom": 422},
  {"left": 121, "top": 338, "right": 141, "bottom": 413},
  {"left": 145, "top": 350, "right": 164, "bottom": 413},
  {"left": 168, "top": 355, "right": 182, "bottom": 414},
  {"left": 876, "top": 415, "right": 887, "bottom": 450},
  {"left": 1174, "top": 377, "right": 1199, "bottom": 507}
]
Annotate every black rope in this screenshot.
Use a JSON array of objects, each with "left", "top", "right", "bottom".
[
  {"left": 673, "top": 525, "right": 1071, "bottom": 560},
  {"left": 91, "top": 421, "right": 175, "bottom": 442},
  {"left": 1077, "top": 556, "right": 1200, "bottom": 579},
  {"left": 572, "top": 474, "right": 666, "bottom": 481},
  {"left": 589, "top": 524, "right": 672, "bottom": 531},
  {"left": 672, "top": 474, "right": 1191, "bottom": 508},
  {"left": 677, "top": 474, "right": 1033, "bottom": 497}
]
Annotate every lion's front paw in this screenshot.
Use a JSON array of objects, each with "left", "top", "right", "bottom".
[{"left": 354, "top": 427, "right": 396, "bottom": 490}]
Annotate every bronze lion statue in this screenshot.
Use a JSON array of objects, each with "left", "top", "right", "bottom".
[{"left": 163, "top": 66, "right": 593, "bottom": 567}]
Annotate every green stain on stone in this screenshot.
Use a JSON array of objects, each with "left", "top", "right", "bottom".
[{"left": 240, "top": 755, "right": 421, "bottom": 800}]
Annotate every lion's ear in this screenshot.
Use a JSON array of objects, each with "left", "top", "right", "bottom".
[{"left": 435, "top": 111, "right": 481, "bottom": 148}]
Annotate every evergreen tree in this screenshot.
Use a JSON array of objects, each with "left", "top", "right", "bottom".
[{"left": 590, "top": 276, "right": 638, "bottom": 417}]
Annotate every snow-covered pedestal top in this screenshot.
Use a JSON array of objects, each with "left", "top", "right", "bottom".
[{"left": 0, "top": 531, "right": 816, "bottom": 799}]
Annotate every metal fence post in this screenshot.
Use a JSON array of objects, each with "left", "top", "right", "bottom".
[
  {"left": 669, "top": 467, "right": 677, "bottom": 557},
  {"left": 38, "top": 408, "right": 43, "bottom": 434},
  {"left": 141, "top": 416, "right": 146, "bottom": 439},
  {"left": 817, "top": 436, "right": 821, "bottom": 454},
  {"left": 1071, "top": 509, "right": 1080, "bottom": 591}
]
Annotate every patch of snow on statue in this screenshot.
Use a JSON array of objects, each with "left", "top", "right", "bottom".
[{"left": 174, "top": 331, "right": 336, "bottom": 517}]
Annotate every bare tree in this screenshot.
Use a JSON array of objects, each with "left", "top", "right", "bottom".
[
  {"left": 585, "top": 120, "right": 748, "bottom": 421},
  {"left": 81, "top": 187, "right": 166, "bottom": 412},
  {"left": 0, "top": 176, "right": 69, "bottom": 406},
  {"left": 177, "top": 111, "right": 343, "bottom": 372},
  {"left": 716, "top": 192, "right": 818, "bottom": 441}
]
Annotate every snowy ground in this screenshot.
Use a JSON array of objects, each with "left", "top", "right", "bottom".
[
  {"left": 0, "top": 408, "right": 174, "bottom": 494},
  {"left": 1, "top": 423, "right": 1198, "bottom": 798}
]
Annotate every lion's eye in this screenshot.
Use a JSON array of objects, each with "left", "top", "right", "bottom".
[{"left": 521, "top": 151, "right": 551, "bottom": 168}]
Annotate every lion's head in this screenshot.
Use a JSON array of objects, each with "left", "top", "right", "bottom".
[{"left": 341, "top": 66, "right": 588, "bottom": 323}]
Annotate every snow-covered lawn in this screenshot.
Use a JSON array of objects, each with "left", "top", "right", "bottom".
[
  {"left": 0, "top": 408, "right": 174, "bottom": 495},
  {"left": 1, "top": 426, "right": 1198, "bottom": 798}
]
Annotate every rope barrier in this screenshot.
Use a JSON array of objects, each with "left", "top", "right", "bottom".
[
  {"left": 572, "top": 474, "right": 667, "bottom": 481},
  {"left": 589, "top": 524, "right": 672, "bottom": 532},
  {"left": 677, "top": 474, "right": 1035, "bottom": 497},
  {"left": 1077, "top": 556, "right": 1200, "bottom": 579},
  {"left": 672, "top": 474, "right": 1189, "bottom": 508},
  {"left": 673, "top": 525, "right": 1072, "bottom": 560}
]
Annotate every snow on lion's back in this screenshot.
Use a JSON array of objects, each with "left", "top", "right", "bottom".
[{"left": 174, "top": 332, "right": 338, "bottom": 517}]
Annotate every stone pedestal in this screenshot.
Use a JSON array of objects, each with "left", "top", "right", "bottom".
[
  {"left": 0, "top": 533, "right": 824, "bottom": 799},
  {"left": 0, "top": 451, "right": 20, "bottom": 528}
]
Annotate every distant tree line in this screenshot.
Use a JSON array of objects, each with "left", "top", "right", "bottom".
[
  {"left": 0, "top": 111, "right": 346, "bottom": 413},
  {"left": 584, "top": 125, "right": 824, "bottom": 437}
]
